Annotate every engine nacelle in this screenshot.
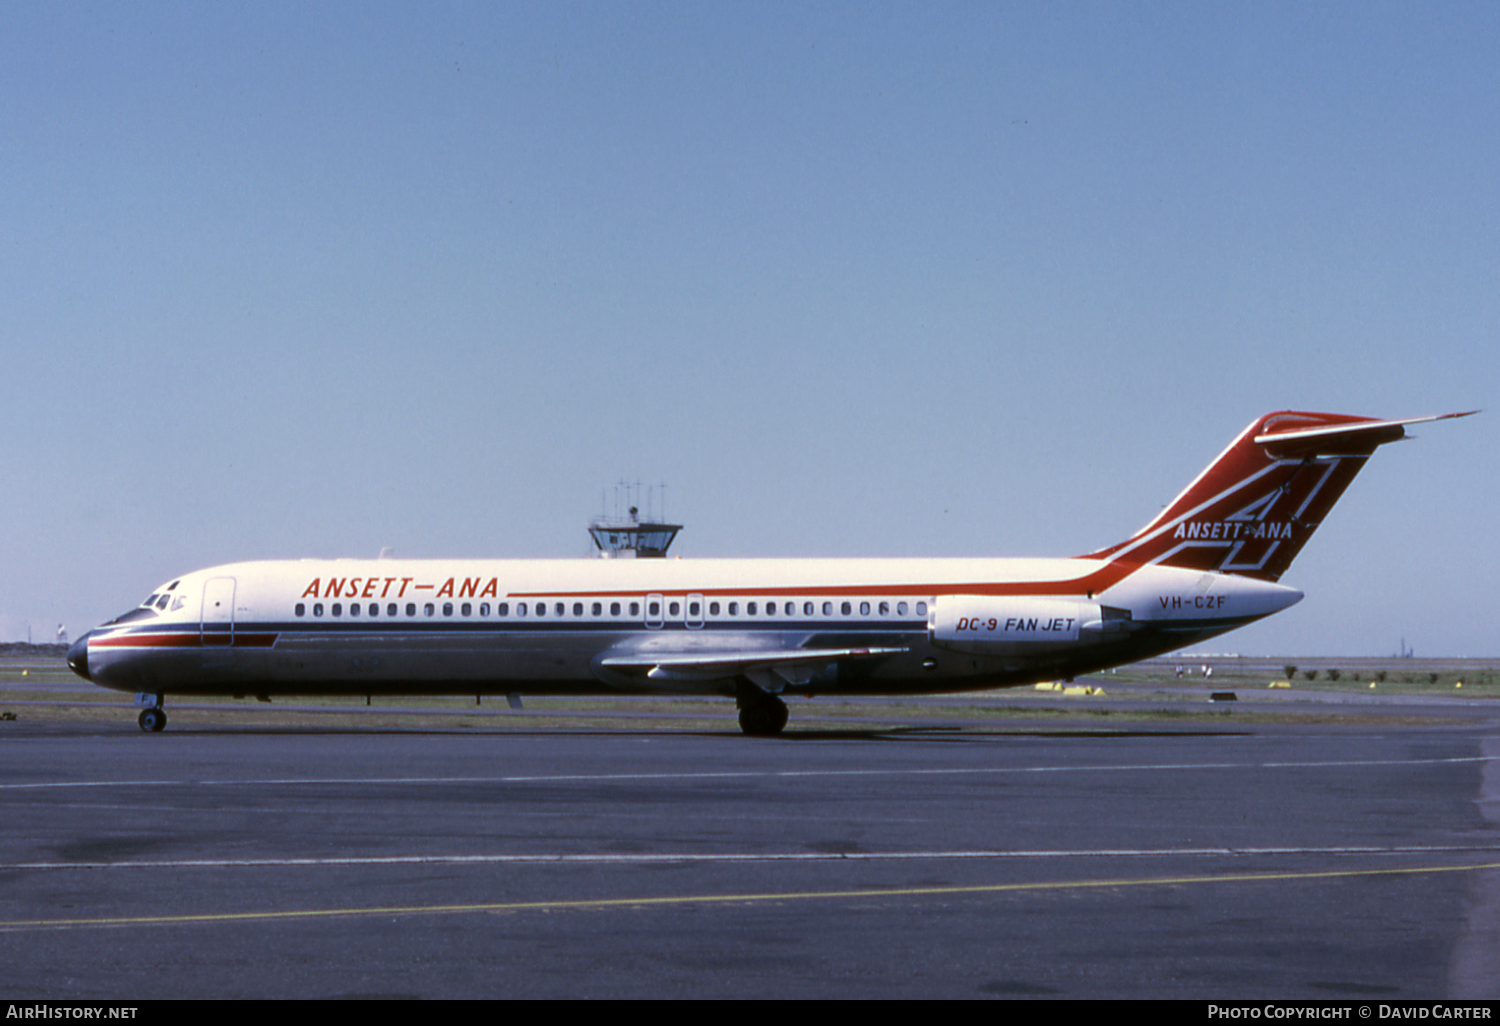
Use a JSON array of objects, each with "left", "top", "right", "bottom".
[{"left": 930, "top": 595, "right": 1124, "bottom": 655}]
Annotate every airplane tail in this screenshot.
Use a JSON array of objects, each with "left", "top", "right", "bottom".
[{"left": 1084, "top": 410, "right": 1475, "bottom": 582}]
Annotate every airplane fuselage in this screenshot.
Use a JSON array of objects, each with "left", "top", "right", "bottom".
[{"left": 72, "top": 556, "right": 1301, "bottom": 700}]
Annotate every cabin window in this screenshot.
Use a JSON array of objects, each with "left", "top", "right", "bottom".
[
  {"left": 898, "top": 601, "right": 908, "bottom": 616},
  {"left": 916, "top": 601, "right": 927, "bottom": 615},
  {"left": 841, "top": 601, "right": 852, "bottom": 616},
  {"left": 629, "top": 602, "right": 639, "bottom": 616},
  {"left": 388, "top": 603, "right": 397, "bottom": 616},
  {"left": 424, "top": 603, "right": 435, "bottom": 617},
  {"left": 555, "top": 603, "right": 564, "bottom": 616},
  {"left": 648, "top": 601, "right": 660, "bottom": 617},
  {"left": 709, "top": 601, "right": 720, "bottom": 616},
  {"left": 350, "top": 603, "right": 361, "bottom": 617},
  {"left": 669, "top": 601, "right": 680, "bottom": 617},
  {"left": 460, "top": 603, "right": 471, "bottom": 616},
  {"left": 822, "top": 601, "right": 832, "bottom": 615},
  {"left": 592, "top": 602, "right": 602, "bottom": 616},
  {"left": 480, "top": 603, "right": 490, "bottom": 616},
  {"left": 516, "top": 603, "right": 527, "bottom": 616},
  {"left": 879, "top": 601, "right": 889, "bottom": 615},
  {"left": 332, "top": 603, "right": 343, "bottom": 617},
  {"left": 295, "top": 603, "right": 305, "bottom": 617},
  {"left": 728, "top": 602, "right": 738, "bottom": 616},
  {"left": 406, "top": 603, "right": 416, "bottom": 616},
  {"left": 313, "top": 603, "right": 324, "bottom": 617},
  {"left": 688, "top": 601, "right": 700, "bottom": 617},
  {"left": 747, "top": 601, "right": 757, "bottom": 615},
  {"left": 574, "top": 602, "right": 584, "bottom": 616},
  {"left": 860, "top": 601, "right": 871, "bottom": 616},
  {"left": 804, "top": 601, "right": 814, "bottom": 616},
  {"left": 610, "top": 602, "right": 620, "bottom": 616}
]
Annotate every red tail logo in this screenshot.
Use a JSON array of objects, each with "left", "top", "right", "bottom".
[{"left": 1086, "top": 410, "right": 1475, "bottom": 582}]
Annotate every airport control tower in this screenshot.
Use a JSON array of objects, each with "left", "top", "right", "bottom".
[{"left": 589, "top": 483, "right": 681, "bottom": 559}]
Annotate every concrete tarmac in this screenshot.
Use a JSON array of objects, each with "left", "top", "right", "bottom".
[{"left": 2, "top": 705, "right": 1499, "bottom": 998}]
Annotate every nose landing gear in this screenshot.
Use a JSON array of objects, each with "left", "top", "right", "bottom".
[{"left": 136, "top": 694, "right": 167, "bottom": 732}]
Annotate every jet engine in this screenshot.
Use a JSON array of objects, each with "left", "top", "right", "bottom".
[{"left": 930, "top": 595, "right": 1132, "bottom": 655}]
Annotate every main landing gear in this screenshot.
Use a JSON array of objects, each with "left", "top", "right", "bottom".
[{"left": 737, "top": 691, "right": 788, "bottom": 736}]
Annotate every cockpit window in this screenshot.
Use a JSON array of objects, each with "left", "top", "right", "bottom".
[
  {"left": 155, "top": 595, "right": 171, "bottom": 610},
  {"left": 105, "top": 607, "right": 159, "bottom": 626},
  {"left": 141, "top": 594, "right": 160, "bottom": 608}
]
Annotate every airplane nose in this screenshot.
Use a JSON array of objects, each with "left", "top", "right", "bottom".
[{"left": 67, "top": 633, "right": 91, "bottom": 681}]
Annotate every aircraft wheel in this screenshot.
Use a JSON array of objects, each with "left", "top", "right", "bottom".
[
  {"left": 138, "top": 708, "right": 167, "bottom": 733},
  {"left": 738, "top": 696, "right": 787, "bottom": 736}
]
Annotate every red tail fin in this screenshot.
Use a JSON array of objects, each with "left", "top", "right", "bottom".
[{"left": 1085, "top": 410, "right": 1476, "bottom": 582}]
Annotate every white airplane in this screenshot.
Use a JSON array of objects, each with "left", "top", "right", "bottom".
[{"left": 68, "top": 409, "right": 1473, "bottom": 734}]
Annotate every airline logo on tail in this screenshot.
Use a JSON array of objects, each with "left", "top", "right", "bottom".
[{"left": 1088, "top": 410, "right": 1476, "bottom": 582}]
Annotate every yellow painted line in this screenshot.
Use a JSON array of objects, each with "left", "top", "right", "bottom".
[{"left": 4, "top": 860, "right": 1500, "bottom": 933}]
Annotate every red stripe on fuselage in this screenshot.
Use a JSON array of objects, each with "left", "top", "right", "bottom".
[
  {"left": 502, "top": 562, "right": 1140, "bottom": 601},
  {"left": 91, "top": 632, "right": 279, "bottom": 649}
]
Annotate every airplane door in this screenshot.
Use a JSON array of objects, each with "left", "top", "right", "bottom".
[{"left": 201, "top": 577, "right": 236, "bottom": 647}]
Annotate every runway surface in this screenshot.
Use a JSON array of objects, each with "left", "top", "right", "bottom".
[{"left": 3, "top": 710, "right": 1499, "bottom": 998}]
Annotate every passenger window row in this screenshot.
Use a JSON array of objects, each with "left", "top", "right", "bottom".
[{"left": 293, "top": 598, "right": 929, "bottom": 620}]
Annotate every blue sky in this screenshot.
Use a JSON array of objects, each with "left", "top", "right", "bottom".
[{"left": 2, "top": 1, "right": 1495, "bottom": 655}]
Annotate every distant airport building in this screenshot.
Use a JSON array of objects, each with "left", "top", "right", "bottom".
[{"left": 589, "top": 481, "right": 681, "bottom": 558}]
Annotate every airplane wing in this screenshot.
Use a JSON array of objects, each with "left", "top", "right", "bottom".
[{"left": 598, "top": 645, "right": 908, "bottom": 683}]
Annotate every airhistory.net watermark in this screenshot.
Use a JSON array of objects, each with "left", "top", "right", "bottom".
[{"left": 6, "top": 1008, "right": 138, "bottom": 1020}]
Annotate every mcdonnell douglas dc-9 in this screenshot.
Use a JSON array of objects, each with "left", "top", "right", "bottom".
[{"left": 68, "top": 410, "right": 1472, "bottom": 734}]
